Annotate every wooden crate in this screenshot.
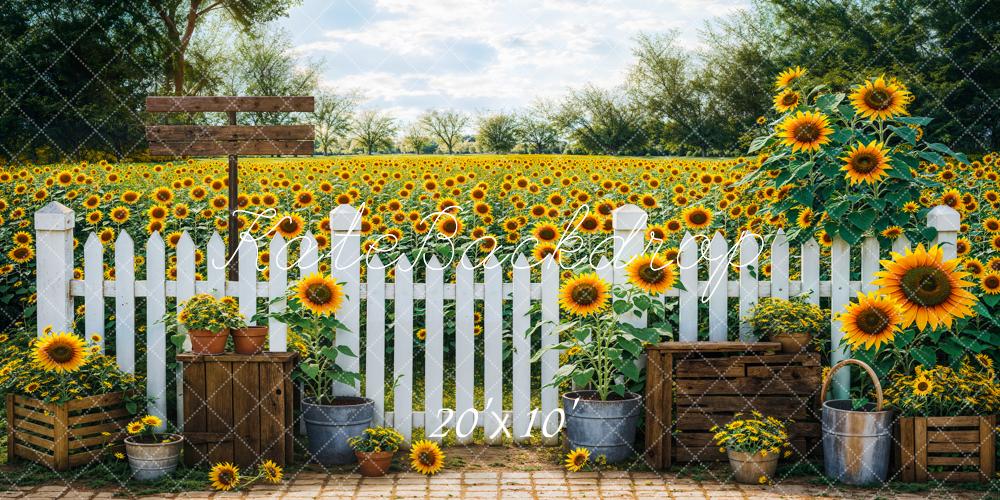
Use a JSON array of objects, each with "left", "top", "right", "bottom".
[
  {"left": 895, "top": 415, "right": 996, "bottom": 483},
  {"left": 6, "top": 392, "right": 131, "bottom": 471},
  {"left": 644, "top": 342, "right": 822, "bottom": 469},
  {"left": 178, "top": 352, "right": 297, "bottom": 468}
]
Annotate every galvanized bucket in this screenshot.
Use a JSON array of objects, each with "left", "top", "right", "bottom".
[
  {"left": 302, "top": 397, "right": 374, "bottom": 465},
  {"left": 124, "top": 433, "right": 183, "bottom": 482},
  {"left": 821, "top": 359, "right": 893, "bottom": 486},
  {"left": 562, "top": 390, "right": 641, "bottom": 464}
]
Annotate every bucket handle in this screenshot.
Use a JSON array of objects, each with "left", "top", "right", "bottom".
[{"left": 819, "top": 359, "right": 883, "bottom": 411}]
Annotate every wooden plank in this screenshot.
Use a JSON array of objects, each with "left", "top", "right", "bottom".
[
  {"left": 53, "top": 403, "right": 69, "bottom": 470},
  {"left": 424, "top": 256, "right": 444, "bottom": 442},
  {"left": 926, "top": 441, "right": 982, "bottom": 453},
  {"left": 147, "top": 96, "right": 314, "bottom": 112},
  {"left": 12, "top": 406, "right": 54, "bottom": 425},
  {"left": 982, "top": 416, "right": 996, "bottom": 482},
  {"left": 483, "top": 255, "right": 504, "bottom": 445},
  {"left": 927, "top": 429, "right": 980, "bottom": 443},
  {"left": 258, "top": 360, "right": 285, "bottom": 464},
  {"left": 928, "top": 471, "right": 981, "bottom": 483},
  {"left": 915, "top": 416, "right": 928, "bottom": 482},
  {"left": 678, "top": 232, "right": 698, "bottom": 341},
  {"left": 649, "top": 341, "right": 783, "bottom": 352},
  {"left": 65, "top": 391, "right": 124, "bottom": 411},
  {"left": 176, "top": 352, "right": 297, "bottom": 363},
  {"left": 150, "top": 140, "right": 313, "bottom": 157},
  {"left": 675, "top": 377, "right": 816, "bottom": 395},
  {"left": 146, "top": 125, "right": 313, "bottom": 141},
  {"left": 15, "top": 430, "right": 58, "bottom": 451},
  {"left": 455, "top": 255, "right": 475, "bottom": 445},
  {"left": 673, "top": 397, "right": 813, "bottom": 420},
  {"left": 926, "top": 455, "right": 977, "bottom": 466},
  {"left": 6, "top": 394, "right": 14, "bottom": 465},
  {"left": 11, "top": 419, "right": 54, "bottom": 440},
  {"left": 925, "top": 416, "right": 980, "bottom": 427},
  {"left": 860, "top": 236, "right": 879, "bottom": 293},
  {"left": 182, "top": 361, "right": 208, "bottom": 466},
  {"left": 393, "top": 255, "right": 414, "bottom": 442},
  {"left": 707, "top": 232, "right": 727, "bottom": 341},
  {"left": 68, "top": 407, "right": 131, "bottom": 426},
  {"left": 643, "top": 351, "right": 665, "bottom": 469},
  {"left": 283, "top": 358, "right": 294, "bottom": 466},
  {"left": 540, "top": 255, "right": 560, "bottom": 445},
  {"left": 366, "top": 255, "right": 386, "bottom": 426},
  {"left": 232, "top": 361, "right": 261, "bottom": 465},
  {"left": 511, "top": 254, "right": 531, "bottom": 443},
  {"left": 83, "top": 233, "right": 105, "bottom": 352},
  {"left": 663, "top": 352, "right": 673, "bottom": 466},
  {"left": 738, "top": 231, "right": 759, "bottom": 341},
  {"left": 205, "top": 360, "right": 234, "bottom": 464}
]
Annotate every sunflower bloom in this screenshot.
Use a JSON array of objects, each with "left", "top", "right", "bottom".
[
  {"left": 295, "top": 273, "right": 344, "bottom": 316},
  {"left": 564, "top": 447, "right": 590, "bottom": 472},
  {"left": 873, "top": 244, "right": 977, "bottom": 331},
  {"left": 409, "top": 440, "right": 445, "bottom": 475},
  {"left": 559, "top": 273, "right": 610, "bottom": 317},
  {"left": 841, "top": 141, "right": 892, "bottom": 185},
  {"left": 626, "top": 254, "right": 677, "bottom": 295},
  {"left": 32, "top": 332, "right": 88, "bottom": 373},
  {"left": 838, "top": 292, "right": 902, "bottom": 351},
  {"left": 849, "top": 76, "right": 912, "bottom": 120},
  {"left": 776, "top": 111, "right": 833, "bottom": 153},
  {"left": 209, "top": 462, "right": 240, "bottom": 491}
]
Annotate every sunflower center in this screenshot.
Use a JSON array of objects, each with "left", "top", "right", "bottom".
[
  {"left": 781, "top": 93, "right": 798, "bottom": 105},
  {"left": 419, "top": 451, "right": 435, "bottom": 465},
  {"left": 855, "top": 307, "right": 890, "bottom": 334},
  {"left": 574, "top": 455, "right": 586, "bottom": 466},
  {"left": 638, "top": 265, "right": 664, "bottom": 284},
  {"left": 581, "top": 218, "right": 598, "bottom": 230},
  {"left": 279, "top": 218, "right": 298, "bottom": 233},
  {"left": 539, "top": 227, "right": 555, "bottom": 240},
  {"left": 901, "top": 266, "right": 953, "bottom": 306},
  {"left": 442, "top": 220, "right": 457, "bottom": 233},
  {"left": 305, "top": 283, "right": 333, "bottom": 305},
  {"left": 986, "top": 276, "right": 1000, "bottom": 289},
  {"left": 47, "top": 344, "right": 75, "bottom": 363},
  {"left": 851, "top": 153, "right": 878, "bottom": 173},
  {"left": 915, "top": 380, "right": 929, "bottom": 392},
  {"left": 793, "top": 122, "right": 820, "bottom": 143},
  {"left": 864, "top": 89, "right": 891, "bottom": 111},
  {"left": 571, "top": 284, "right": 600, "bottom": 306},
  {"left": 689, "top": 211, "right": 708, "bottom": 225}
]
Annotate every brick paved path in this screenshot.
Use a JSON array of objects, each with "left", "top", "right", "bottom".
[{"left": 2, "top": 471, "right": 990, "bottom": 499}]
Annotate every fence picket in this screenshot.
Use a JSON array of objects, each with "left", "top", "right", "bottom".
[
  {"left": 299, "top": 232, "right": 318, "bottom": 275},
  {"left": 540, "top": 255, "right": 559, "bottom": 445},
  {"left": 511, "top": 254, "right": 531, "bottom": 443},
  {"left": 801, "top": 238, "right": 820, "bottom": 305},
  {"left": 424, "top": 256, "right": 444, "bottom": 442},
  {"left": 678, "top": 232, "right": 697, "bottom": 341},
  {"left": 829, "top": 237, "right": 851, "bottom": 399},
  {"left": 893, "top": 234, "right": 912, "bottom": 254},
  {"left": 145, "top": 232, "right": 167, "bottom": 430},
  {"left": 268, "top": 234, "right": 288, "bottom": 352},
  {"left": 613, "top": 204, "right": 647, "bottom": 327},
  {"left": 860, "top": 236, "right": 879, "bottom": 293},
  {"left": 738, "top": 231, "right": 760, "bottom": 341},
  {"left": 237, "top": 236, "right": 258, "bottom": 322},
  {"left": 330, "top": 205, "right": 361, "bottom": 396},
  {"left": 455, "top": 255, "right": 475, "bottom": 444},
  {"left": 206, "top": 232, "right": 225, "bottom": 297},
  {"left": 393, "top": 255, "right": 414, "bottom": 442},
  {"left": 114, "top": 230, "right": 135, "bottom": 374},
  {"left": 83, "top": 233, "right": 104, "bottom": 351},
  {"left": 175, "top": 231, "right": 196, "bottom": 425},
  {"left": 770, "top": 229, "right": 789, "bottom": 300},
  {"left": 366, "top": 255, "right": 387, "bottom": 426},
  {"left": 483, "top": 255, "right": 504, "bottom": 445},
  {"left": 708, "top": 232, "right": 728, "bottom": 341}
]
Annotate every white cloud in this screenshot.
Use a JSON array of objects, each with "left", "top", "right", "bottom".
[{"left": 283, "top": 0, "right": 748, "bottom": 122}]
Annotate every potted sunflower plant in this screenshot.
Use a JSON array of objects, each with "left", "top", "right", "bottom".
[
  {"left": 348, "top": 426, "right": 405, "bottom": 477},
  {"left": 531, "top": 254, "right": 676, "bottom": 464},
  {"left": 262, "top": 272, "right": 368, "bottom": 465},
  {"left": 169, "top": 294, "right": 247, "bottom": 354},
  {"left": 712, "top": 411, "right": 792, "bottom": 484},
  {"left": 745, "top": 296, "right": 825, "bottom": 353},
  {"left": 123, "top": 414, "right": 183, "bottom": 481}
]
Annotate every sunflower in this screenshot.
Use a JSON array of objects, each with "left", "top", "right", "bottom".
[
  {"left": 32, "top": 332, "right": 88, "bottom": 373},
  {"left": 774, "top": 66, "right": 806, "bottom": 89},
  {"left": 7, "top": 246, "right": 33, "bottom": 264},
  {"left": 849, "top": 76, "right": 912, "bottom": 120},
  {"left": 273, "top": 213, "right": 305, "bottom": 239},
  {"left": 436, "top": 215, "right": 463, "bottom": 237},
  {"left": 409, "top": 440, "right": 445, "bottom": 475},
  {"left": 260, "top": 459, "right": 283, "bottom": 483},
  {"left": 873, "top": 244, "right": 977, "bottom": 331},
  {"left": 532, "top": 223, "right": 560, "bottom": 243},
  {"left": 912, "top": 375, "right": 933, "bottom": 397},
  {"left": 126, "top": 421, "right": 145, "bottom": 435},
  {"left": 841, "top": 141, "right": 891, "bottom": 185},
  {"left": 559, "top": 273, "right": 610, "bottom": 317},
  {"left": 980, "top": 273, "right": 1000, "bottom": 295},
  {"left": 776, "top": 111, "right": 833, "bottom": 152},
  {"left": 625, "top": 254, "right": 677, "bottom": 295},
  {"left": 564, "top": 447, "right": 590, "bottom": 472},
  {"left": 772, "top": 89, "right": 801, "bottom": 113},
  {"left": 839, "top": 292, "right": 902, "bottom": 351},
  {"left": 682, "top": 206, "right": 713, "bottom": 229},
  {"left": 209, "top": 462, "right": 240, "bottom": 491},
  {"left": 141, "top": 415, "right": 163, "bottom": 427},
  {"left": 294, "top": 273, "right": 344, "bottom": 316}
]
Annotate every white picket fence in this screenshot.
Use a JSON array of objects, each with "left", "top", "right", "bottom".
[{"left": 33, "top": 201, "right": 961, "bottom": 441}]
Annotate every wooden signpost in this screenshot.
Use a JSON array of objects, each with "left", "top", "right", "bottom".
[{"left": 145, "top": 96, "right": 315, "bottom": 279}]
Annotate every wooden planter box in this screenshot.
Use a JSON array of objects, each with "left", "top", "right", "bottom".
[
  {"left": 6, "top": 392, "right": 132, "bottom": 471},
  {"left": 178, "top": 352, "right": 297, "bottom": 468},
  {"left": 644, "top": 342, "right": 822, "bottom": 469},
  {"left": 895, "top": 415, "right": 996, "bottom": 483}
]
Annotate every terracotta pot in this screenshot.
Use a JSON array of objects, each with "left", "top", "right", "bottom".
[
  {"left": 232, "top": 326, "right": 268, "bottom": 354},
  {"left": 727, "top": 449, "right": 778, "bottom": 484},
  {"left": 355, "top": 450, "right": 394, "bottom": 477},
  {"left": 770, "top": 332, "right": 811, "bottom": 353},
  {"left": 188, "top": 328, "right": 229, "bottom": 354}
]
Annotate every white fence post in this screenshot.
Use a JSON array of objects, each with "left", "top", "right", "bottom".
[
  {"left": 612, "top": 204, "right": 647, "bottom": 327},
  {"left": 928, "top": 205, "right": 961, "bottom": 260},
  {"left": 829, "top": 237, "right": 851, "bottom": 399},
  {"left": 330, "top": 205, "right": 361, "bottom": 396},
  {"left": 34, "top": 202, "right": 75, "bottom": 336},
  {"left": 146, "top": 232, "right": 167, "bottom": 430}
]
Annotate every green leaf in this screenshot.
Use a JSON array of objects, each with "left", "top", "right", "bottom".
[
  {"left": 926, "top": 142, "right": 970, "bottom": 165},
  {"left": 790, "top": 160, "right": 814, "bottom": 180},
  {"left": 612, "top": 299, "right": 630, "bottom": 315},
  {"left": 300, "top": 363, "right": 320, "bottom": 380},
  {"left": 911, "top": 346, "right": 937, "bottom": 368},
  {"left": 916, "top": 151, "right": 945, "bottom": 167},
  {"left": 815, "top": 92, "right": 845, "bottom": 112},
  {"left": 748, "top": 134, "right": 773, "bottom": 153},
  {"left": 620, "top": 361, "right": 640, "bottom": 382},
  {"left": 829, "top": 128, "right": 853, "bottom": 144},
  {"left": 572, "top": 368, "right": 594, "bottom": 387},
  {"left": 851, "top": 209, "right": 877, "bottom": 232},
  {"left": 619, "top": 337, "right": 642, "bottom": 357},
  {"left": 889, "top": 126, "right": 917, "bottom": 145},
  {"left": 336, "top": 344, "right": 358, "bottom": 358},
  {"left": 895, "top": 116, "right": 932, "bottom": 126}
]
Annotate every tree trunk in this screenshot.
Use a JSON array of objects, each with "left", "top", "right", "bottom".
[{"left": 173, "top": 50, "right": 185, "bottom": 96}]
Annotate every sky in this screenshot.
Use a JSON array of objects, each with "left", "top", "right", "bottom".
[{"left": 281, "top": 0, "right": 749, "bottom": 122}]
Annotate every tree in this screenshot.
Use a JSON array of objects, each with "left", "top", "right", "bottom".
[
  {"left": 554, "top": 86, "right": 649, "bottom": 155},
  {"left": 311, "top": 90, "right": 359, "bottom": 154},
  {"left": 419, "top": 110, "right": 469, "bottom": 154},
  {"left": 400, "top": 125, "right": 437, "bottom": 154},
  {"left": 519, "top": 101, "right": 563, "bottom": 153},
  {"left": 151, "top": 0, "right": 298, "bottom": 95},
  {"left": 226, "top": 27, "right": 320, "bottom": 125},
  {"left": 476, "top": 113, "right": 522, "bottom": 153},
  {"left": 351, "top": 110, "right": 397, "bottom": 155}
]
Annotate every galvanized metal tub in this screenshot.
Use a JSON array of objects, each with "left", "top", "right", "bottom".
[
  {"left": 820, "top": 359, "right": 893, "bottom": 486},
  {"left": 125, "top": 433, "right": 183, "bottom": 482},
  {"left": 303, "top": 397, "right": 374, "bottom": 465},
  {"left": 562, "top": 390, "right": 641, "bottom": 464}
]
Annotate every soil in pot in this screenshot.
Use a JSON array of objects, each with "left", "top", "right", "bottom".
[
  {"left": 355, "top": 451, "right": 394, "bottom": 477},
  {"left": 188, "top": 329, "right": 229, "bottom": 354},
  {"left": 302, "top": 397, "right": 375, "bottom": 465},
  {"left": 562, "top": 390, "right": 642, "bottom": 464},
  {"left": 770, "top": 332, "right": 811, "bottom": 353},
  {"left": 125, "top": 433, "right": 184, "bottom": 482},
  {"left": 232, "top": 326, "right": 268, "bottom": 354}
]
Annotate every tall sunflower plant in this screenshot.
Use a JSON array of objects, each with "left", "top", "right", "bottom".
[
  {"left": 259, "top": 272, "right": 360, "bottom": 405},
  {"left": 529, "top": 255, "right": 680, "bottom": 400},
  {"left": 744, "top": 67, "right": 968, "bottom": 246}
]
